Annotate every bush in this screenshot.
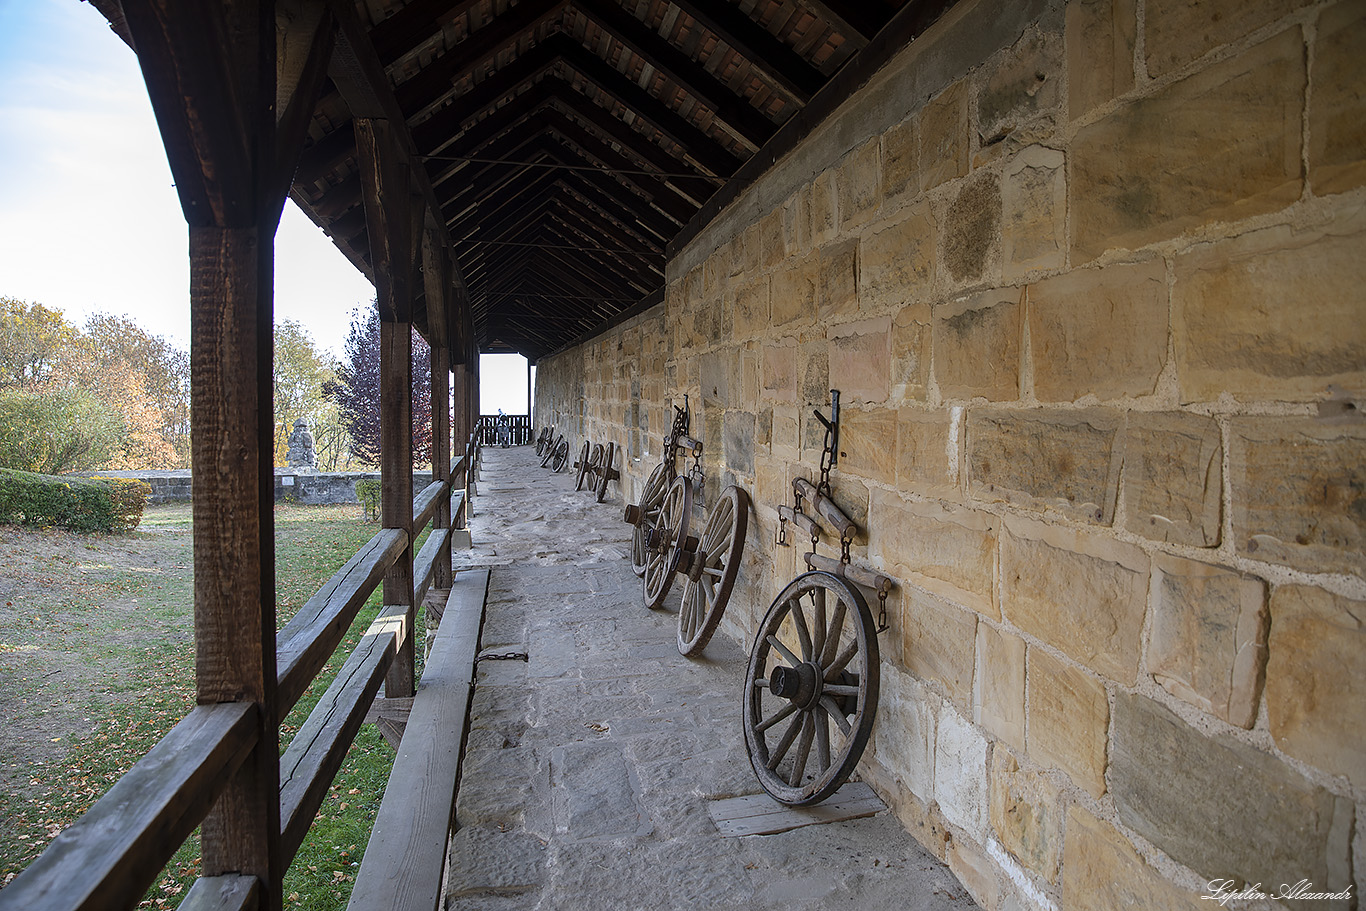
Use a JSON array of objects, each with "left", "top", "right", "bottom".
[
  {"left": 0, "top": 469, "right": 149, "bottom": 533},
  {"left": 354, "top": 479, "right": 381, "bottom": 522}
]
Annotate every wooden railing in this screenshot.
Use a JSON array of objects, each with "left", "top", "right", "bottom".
[
  {"left": 478, "top": 412, "right": 531, "bottom": 446},
  {"left": 0, "top": 429, "right": 483, "bottom": 911}
]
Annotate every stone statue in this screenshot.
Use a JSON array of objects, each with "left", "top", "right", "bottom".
[{"left": 286, "top": 418, "right": 318, "bottom": 470}]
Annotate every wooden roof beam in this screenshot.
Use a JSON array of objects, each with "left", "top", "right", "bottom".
[
  {"left": 669, "top": 0, "right": 824, "bottom": 103},
  {"left": 572, "top": 0, "right": 774, "bottom": 151}
]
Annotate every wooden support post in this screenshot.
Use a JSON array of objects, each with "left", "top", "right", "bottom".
[
  {"left": 357, "top": 116, "right": 418, "bottom": 700},
  {"left": 431, "top": 344, "right": 452, "bottom": 589}
]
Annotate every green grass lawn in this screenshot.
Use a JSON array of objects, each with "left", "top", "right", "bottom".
[{"left": 0, "top": 503, "right": 431, "bottom": 909}]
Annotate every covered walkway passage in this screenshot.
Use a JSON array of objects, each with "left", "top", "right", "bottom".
[{"left": 445, "top": 444, "right": 976, "bottom": 910}]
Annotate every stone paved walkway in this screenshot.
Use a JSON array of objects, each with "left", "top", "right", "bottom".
[{"left": 446, "top": 445, "right": 977, "bottom": 911}]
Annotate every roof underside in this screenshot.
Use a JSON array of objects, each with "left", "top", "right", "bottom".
[{"left": 288, "top": 1, "right": 954, "bottom": 359}]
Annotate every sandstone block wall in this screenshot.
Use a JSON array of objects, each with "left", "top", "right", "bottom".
[{"left": 535, "top": 0, "right": 1365, "bottom": 906}]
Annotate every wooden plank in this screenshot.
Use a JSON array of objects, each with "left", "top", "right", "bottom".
[
  {"left": 379, "top": 316, "right": 416, "bottom": 699},
  {"left": 347, "top": 569, "right": 490, "bottom": 911},
  {"left": 275, "top": 528, "right": 407, "bottom": 713},
  {"left": 278, "top": 602, "right": 409, "bottom": 862},
  {"left": 413, "top": 527, "right": 452, "bottom": 611},
  {"left": 176, "top": 873, "right": 260, "bottom": 911},
  {"left": 362, "top": 696, "right": 415, "bottom": 725},
  {"left": 707, "top": 782, "right": 886, "bottom": 837},
  {"left": 804, "top": 552, "right": 894, "bottom": 596},
  {"left": 412, "top": 478, "right": 450, "bottom": 533},
  {"left": 2, "top": 704, "right": 256, "bottom": 911}
]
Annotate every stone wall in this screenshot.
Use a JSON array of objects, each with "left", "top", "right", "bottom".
[{"left": 535, "top": 0, "right": 1365, "bottom": 907}]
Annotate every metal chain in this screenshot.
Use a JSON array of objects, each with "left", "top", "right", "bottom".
[
  {"left": 876, "top": 589, "right": 889, "bottom": 634},
  {"left": 840, "top": 531, "right": 852, "bottom": 565},
  {"left": 476, "top": 651, "right": 529, "bottom": 663},
  {"left": 817, "top": 417, "right": 836, "bottom": 501}
]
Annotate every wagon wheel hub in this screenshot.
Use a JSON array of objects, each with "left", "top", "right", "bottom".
[{"left": 769, "top": 662, "right": 823, "bottom": 711}]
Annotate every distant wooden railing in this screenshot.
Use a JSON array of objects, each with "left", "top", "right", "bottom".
[
  {"left": 478, "top": 412, "right": 531, "bottom": 446},
  {"left": 0, "top": 429, "right": 482, "bottom": 911}
]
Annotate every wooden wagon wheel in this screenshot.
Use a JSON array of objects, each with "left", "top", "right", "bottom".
[
  {"left": 550, "top": 438, "right": 569, "bottom": 472},
  {"left": 677, "top": 485, "right": 749, "bottom": 656},
  {"left": 629, "top": 462, "right": 671, "bottom": 577},
  {"left": 743, "top": 571, "right": 880, "bottom": 806},
  {"left": 595, "top": 442, "right": 618, "bottom": 503},
  {"left": 574, "top": 441, "right": 592, "bottom": 490},
  {"left": 642, "top": 476, "right": 693, "bottom": 610},
  {"left": 539, "top": 434, "right": 560, "bottom": 468}
]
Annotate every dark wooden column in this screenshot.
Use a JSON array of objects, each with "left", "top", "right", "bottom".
[
  {"left": 357, "top": 116, "right": 418, "bottom": 698},
  {"left": 118, "top": 2, "right": 331, "bottom": 906},
  {"left": 423, "top": 228, "right": 454, "bottom": 590}
]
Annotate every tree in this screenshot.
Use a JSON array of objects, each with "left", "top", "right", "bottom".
[
  {"left": 81, "top": 313, "right": 191, "bottom": 463},
  {"left": 273, "top": 319, "right": 347, "bottom": 466},
  {"left": 326, "top": 306, "right": 432, "bottom": 467},
  {"left": 0, "top": 386, "right": 124, "bottom": 474},
  {"left": 0, "top": 297, "right": 79, "bottom": 389}
]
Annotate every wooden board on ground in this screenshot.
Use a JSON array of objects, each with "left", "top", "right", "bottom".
[{"left": 707, "top": 782, "right": 886, "bottom": 837}]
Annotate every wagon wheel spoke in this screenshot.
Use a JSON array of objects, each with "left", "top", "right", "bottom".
[
  {"left": 754, "top": 701, "right": 798, "bottom": 733},
  {"left": 788, "top": 714, "right": 815, "bottom": 786},
  {"left": 823, "top": 640, "right": 860, "bottom": 681},
  {"left": 819, "top": 697, "right": 852, "bottom": 735},
  {"left": 766, "top": 634, "right": 801, "bottom": 668},
  {"left": 818, "top": 600, "right": 846, "bottom": 668},
  {"left": 766, "top": 713, "right": 805, "bottom": 770},
  {"left": 811, "top": 586, "right": 827, "bottom": 660},
  {"left": 814, "top": 704, "right": 831, "bottom": 773},
  {"left": 790, "top": 597, "right": 813, "bottom": 662}
]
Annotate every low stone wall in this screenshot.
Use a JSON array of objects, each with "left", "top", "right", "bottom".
[{"left": 81, "top": 470, "right": 436, "bottom": 506}]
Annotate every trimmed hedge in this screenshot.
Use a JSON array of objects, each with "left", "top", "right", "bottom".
[
  {"left": 0, "top": 468, "right": 150, "bottom": 533},
  {"left": 355, "top": 479, "right": 381, "bottom": 522}
]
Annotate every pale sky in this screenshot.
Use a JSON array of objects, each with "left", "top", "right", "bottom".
[{"left": 0, "top": 0, "right": 529, "bottom": 411}]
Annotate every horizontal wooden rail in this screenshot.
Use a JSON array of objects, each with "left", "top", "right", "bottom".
[
  {"left": 0, "top": 703, "right": 257, "bottom": 911},
  {"left": 177, "top": 873, "right": 259, "bottom": 911},
  {"left": 412, "top": 478, "right": 449, "bottom": 533},
  {"left": 412, "top": 526, "right": 451, "bottom": 611},
  {"left": 276, "top": 529, "right": 408, "bottom": 713},
  {"left": 278, "top": 601, "right": 410, "bottom": 861},
  {"left": 348, "top": 569, "right": 489, "bottom": 911}
]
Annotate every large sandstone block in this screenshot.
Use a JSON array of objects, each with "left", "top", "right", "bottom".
[
  {"left": 896, "top": 408, "right": 957, "bottom": 497},
  {"left": 799, "top": 338, "right": 828, "bottom": 404},
  {"left": 1111, "top": 692, "right": 1355, "bottom": 897},
  {"left": 934, "top": 706, "right": 989, "bottom": 839},
  {"left": 1026, "top": 647, "right": 1108, "bottom": 798},
  {"left": 811, "top": 169, "right": 839, "bottom": 246},
  {"left": 890, "top": 302, "right": 932, "bottom": 403},
  {"left": 1266, "top": 585, "right": 1366, "bottom": 788},
  {"left": 1121, "top": 412, "right": 1222, "bottom": 548},
  {"left": 1229, "top": 417, "right": 1366, "bottom": 576},
  {"left": 781, "top": 187, "right": 811, "bottom": 258},
  {"left": 827, "top": 316, "right": 890, "bottom": 404},
  {"left": 1071, "top": 29, "right": 1305, "bottom": 262},
  {"left": 1310, "top": 3, "right": 1366, "bottom": 195},
  {"left": 1028, "top": 259, "right": 1167, "bottom": 401},
  {"left": 1145, "top": 0, "right": 1311, "bottom": 78},
  {"left": 934, "top": 289, "right": 1022, "bottom": 401},
  {"left": 1173, "top": 208, "right": 1366, "bottom": 402},
  {"left": 818, "top": 238, "right": 858, "bottom": 320},
  {"left": 1000, "top": 516, "right": 1148, "bottom": 684},
  {"left": 975, "top": 623, "right": 1025, "bottom": 751},
  {"left": 1061, "top": 805, "right": 1206, "bottom": 911},
  {"left": 770, "top": 250, "right": 819, "bottom": 328},
  {"left": 1002, "top": 146, "right": 1066, "bottom": 282},
  {"left": 903, "top": 584, "right": 979, "bottom": 711},
  {"left": 967, "top": 407, "right": 1122, "bottom": 523},
  {"left": 761, "top": 342, "right": 797, "bottom": 403},
  {"left": 729, "top": 273, "right": 770, "bottom": 339},
  {"left": 881, "top": 115, "right": 919, "bottom": 203},
  {"left": 977, "top": 27, "right": 1063, "bottom": 143},
  {"left": 836, "top": 406, "right": 897, "bottom": 485},
  {"left": 920, "top": 80, "right": 969, "bottom": 192},
  {"left": 870, "top": 490, "right": 996, "bottom": 618},
  {"left": 838, "top": 139, "right": 881, "bottom": 232},
  {"left": 858, "top": 202, "right": 936, "bottom": 313},
  {"left": 699, "top": 348, "right": 732, "bottom": 406},
  {"left": 1066, "top": 0, "right": 1136, "bottom": 120},
  {"left": 723, "top": 411, "right": 756, "bottom": 475},
  {"left": 942, "top": 172, "right": 1001, "bottom": 286},
  {"left": 873, "top": 667, "right": 937, "bottom": 802},
  {"left": 759, "top": 208, "right": 785, "bottom": 271},
  {"left": 990, "top": 748, "right": 1061, "bottom": 883},
  {"left": 1148, "top": 554, "right": 1268, "bottom": 728}
]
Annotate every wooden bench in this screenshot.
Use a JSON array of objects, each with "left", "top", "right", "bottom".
[{"left": 347, "top": 567, "right": 490, "bottom": 911}]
